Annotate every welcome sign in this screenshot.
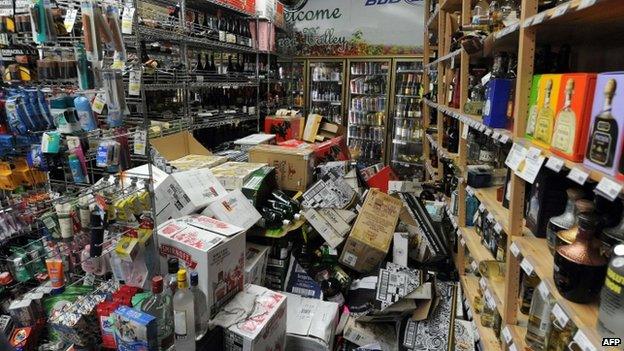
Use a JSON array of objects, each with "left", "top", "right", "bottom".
[{"left": 280, "top": 0, "right": 425, "bottom": 56}]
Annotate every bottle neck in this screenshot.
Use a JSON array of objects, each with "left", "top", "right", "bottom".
[
  {"left": 603, "top": 96, "right": 613, "bottom": 114},
  {"left": 575, "top": 226, "right": 595, "bottom": 242},
  {"left": 563, "top": 91, "right": 572, "bottom": 108}
]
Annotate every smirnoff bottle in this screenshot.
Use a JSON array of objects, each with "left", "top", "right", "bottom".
[
  {"left": 587, "top": 79, "right": 618, "bottom": 167},
  {"left": 552, "top": 79, "right": 576, "bottom": 155}
]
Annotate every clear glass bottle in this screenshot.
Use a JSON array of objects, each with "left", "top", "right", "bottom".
[
  {"left": 190, "top": 271, "right": 208, "bottom": 341},
  {"left": 546, "top": 188, "right": 584, "bottom": 253},
  {"left": 597, "top": 244, "right": 624, "bottom": 338},
  {"left": 173, "top": 269, "right": 196, "bottom": 350},
  {"left": 141, "top": 276, "right": 174, "bottom": 351},
  {"left": 520, "top": 272, "right": 540, "bottom": 315},
  {"left": 545, "top": 315, "right": 576, "bottom": 351},
  {"left": 525, "top": 282, "right": 555, "bottom": 350}
]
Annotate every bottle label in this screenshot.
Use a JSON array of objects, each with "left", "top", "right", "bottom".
[
  {"left": 174, "top": 310, "right": 187, "bottom": 336},
  {"left": 552, "top": 110, "right": 576, "bottom": 154},
  {"left": 589, "top": 129, "right": 613, "bottom": 166}
]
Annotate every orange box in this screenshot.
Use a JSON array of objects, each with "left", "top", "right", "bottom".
[{"left": 550, "top": 73, "right": 597, "bottom": 162}]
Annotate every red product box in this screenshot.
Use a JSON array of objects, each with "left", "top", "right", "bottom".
[
  {"left": 97, "top": 301, "right": 121, "bottom": 350},
  {"left": 277, "top": 139, "right": 306, "bottom": 148},
  {"left": 366, "top": 166, "right": 398, "bottom": 194},
  {"left": 264, "top": 116, "right": 305, "bottom": 142},
  {"left": 312, "top": 136, "right": 351, "bottom": 165}
]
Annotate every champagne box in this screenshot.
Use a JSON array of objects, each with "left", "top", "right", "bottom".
[
  {"left": 157, "top": 216, "right": 245, "bottom": 318},
  {"left": 264, "top": 116, "right": 305, "bottom": 142},
  {"left": 550, "top": 73, "right": 597, "bottom": 162},
  {"left": 216, "top": 284, "right": 287, "bottom": 351},
  {"left": 584, "top": 72, "right": 624, "bottom": 176},
  {"left": 339, "top": 189, "right": 403, "bottom": 273},
  {"left": 532, "top": 74, "right": 563, "bottom": 149},
  {"left": 525, "top": 74, "right": 543, "bottom": 140}
]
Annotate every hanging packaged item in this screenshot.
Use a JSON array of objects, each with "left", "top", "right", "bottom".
[
  {"left": 550, "top": 73, "right": 597, "bottom": 162},
  {"left": 533, "top": 74, "right": 563, "bottom": 148},
  {"left": 584, "top": 72, "right": 624, "bottom": 176}
]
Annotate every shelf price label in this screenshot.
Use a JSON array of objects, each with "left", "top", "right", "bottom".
[
  {"left": 485, "top": 289, "right": 496, "bottom": 309},
  {"left": 532, "top": 11, "right": 548, "bottom": 25},
  {"left": 537, "top": 281, "right": 550, "bottom": 299},
  {"left": 459, "top": 238, "right": 465, "bottom": 247},
  {"left": 493, "top": 222, "right": 503, "bottom": 234},
  {"left": 478, "top": 204, "right": 486, "bottom": 212},
  {"left": 552, "top": 303, "right": 570, "bottom": 328},
  {"left": 484, "top": 128, "right": 493, "bottom": 136},
  {"left": 499, "top": 133, "right": 510, "bottom": 144},
  {"left": 505, "top": 142, "right": 528, "bottom": 172},
  {"left": 492, "top": 131, "right": 501, "bottom": 140},
  {"left": 567, "top": 167, "right": 589, "bottom": 185},
  {"left": 509, "top": 242, "right": 521, "bottom": 258},
  {"left": 486, "top": 213, "right": 495, "bottom": 223},
  {"left": 479, "top": 277, "right": 487, "bottom": 290},
  {"left": 595, "top": 177, "right": 623, "bottom": 201},
  {"left": 509, "top": 343, "right": 518, "bottom": 351},
  {"left": 466, "top": 185, "right": 474, "bottom": 196},
  {"left": 517, "top": 151, "right": 546, "bottom": 184},
  {"left": 578, "top": 0, "right": 597, "bottom": 10},
  {"left": 471, "top": 260, "right": 478, "bottom": 272},
  {"left": 520, "top": 258, "right": 534, "bottom": 276},
  {"left": 572, "top": 330, "right": 596, "bottom": 351},
  {"left": 502, "top": 326, "right": 512, "bottom": 344},
  {"left": 545, "top": 155, "right": 565, "bottom": 172},
  {"left": 462, "top": 123, "right": 469, "bottom": 140},
  {"left": 551, "top": 2, "right": 570, "bottom": 18}
]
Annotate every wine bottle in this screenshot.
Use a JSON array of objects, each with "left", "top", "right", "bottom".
[{"left": 217, "top": 10, "right": 226, "bottom": 42}]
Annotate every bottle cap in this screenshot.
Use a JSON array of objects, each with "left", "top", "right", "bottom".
[
  {"left": 190, "top": 271, "right": 199, "bottom": 286},
  {"left": 614, "top": 244, "right": 624, "bottom": 257},
  {"left": 177, "top": 269, "right": 187, "bottom": 282},
  {"left": 168, "top": 258, "right": 179, "bottom": 274},
  {"left": 151, "top": 275, "right": 163, "bottom": 293}
]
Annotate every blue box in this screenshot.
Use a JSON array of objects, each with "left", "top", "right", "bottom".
[
  {"left": 483, "top": 78, "right": 513, "bottom": 129},
  {"left": 112, "top": 306, "right": 158, "bottom": 351}
]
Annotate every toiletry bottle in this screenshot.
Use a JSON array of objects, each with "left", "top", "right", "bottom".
[
  {"left": 68, "top": 154, "right": 86, "bottom": 183},
  {"left": 73, "top": 95, "right": 97, "bottom": 131}
]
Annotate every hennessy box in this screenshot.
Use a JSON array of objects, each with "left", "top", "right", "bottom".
[
  {"left": 264, "top": 116, "right": 305, "bottom": 142},
  {"left": 550, "top": 73, "right": 597, "bottom": 162},
  {"left": 584, "top": 71, "right": 624, "bottom": 176}
]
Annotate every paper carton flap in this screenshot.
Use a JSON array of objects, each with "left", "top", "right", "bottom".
[
  {"left": 182, "top": 214, "right": 245, "bottom": 237},
  {"left": 151, "top": 131, "right": 212, "bottom": 161}
]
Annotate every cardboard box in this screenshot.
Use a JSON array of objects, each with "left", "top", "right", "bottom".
[
  {"left": 303, "top": 114, "right": 323, "bottom": 142},
  {"left": 112, "top": 306, "right": 158, "bottom": 351},
  {"left": 366, "top": 166, "right": 398, "bottom": 194},
  {"left": 285, "top": 260, "right": 323, "bottom": 299},
  {"left": 150, "top": 131, "right": 212, "bottom": 162},
  {"left": 264, "top": 116, "right": 305, "bottom": 142},
  {"left": 245, "top": 242, "right": 269, "bottom": 286},
  {"left": 284, "top": 293, "right": 340, "bottom": 351},
  {"left": 248, "top": 145, "right": 314, "bottom": 192},
  {"left": 169, "top": 154, "right": 228, "bottom": 171},
  {"left": 241, "top": 166, "right": 277, "bottom": 207},
  {"left": 157, "top": 217, "right": 245, "bottom": 318},
  {"left": 215, "top": 284, "right": 287, "bottom": 351},
  {"left": 210, "top": 162, "right": 267, "bottom": 190},
  {"left": 234, "top": 133, "right": 276, "bottom": 149},
  {"left": 311, "top": 136, "right": 351, "bottom": 165},
  {"left": 205, "top": 189, "right": 262, "bottom": 231},
  {"left": 339, "top": 189, "right": 403, "bottom": 273}
]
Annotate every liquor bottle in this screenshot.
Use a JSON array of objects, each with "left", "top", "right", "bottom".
[
  {"left": 520, "top": 272, "right": 540, "bottom": 315},
  {"left": 587, "top": 79, "right": 618, "bottom": 167},
  {"left": 554, "top": 213, "right": 608, "bottom": 303},
  {"left": 597, "top": 244, "right": 624, "bottom": 338},
  {"left": 208, "top": 54, "right": 216, "bottom": 73},
  {"left": 189, "top": 271, "right": 208, "bottom": 341},
  {"left": 551, "top": 79, "right": 577, "bottom": 155},
  {"left": 173, "top": 269, "right": 196, "bottom": 350},
  {"left": 545, "top": 188, "right": 584, "bottom": 253},
  {"left": 321, "top": 278, "right": 345, "bottom": 307},
  {"left": 545, "top": 308, "right": 576, "bottom": 351},
  {"left": 141, "top": 276, "right": 175, "bottom": 350},
  {"left": 227, "top": 55, "right": 234, "bottom": 74},
  {"left": 603, "top": 211, "right": 624, "bottom": 243},
  {"left": 554, "top": 199, "right": 594, "bottom": 250},
  {"left": 217, "top": 10, "right": 226, "bottom": 42},
  {"left": 534, "top": 79, "right": 555, "bottom": 145},
  {"left": 165, "top": 258, "right": 179, "bottom": 296},
  {"left": 525, "top": 281, "right": 555, "bottom": 350}
]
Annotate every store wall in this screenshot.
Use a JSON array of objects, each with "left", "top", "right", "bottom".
[{"left": 280, "top": 0, "right": 425, "bottom": 57}]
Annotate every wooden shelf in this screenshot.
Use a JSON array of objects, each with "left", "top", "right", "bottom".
[
  {"left": 461, "top": 227, "right": 495, "bottom": 263},
  {"left": 459, "top": 275, "right": 503, "bottom": 351},
  {"left": 440, "top": 0, "right": 464, "bottom": 11},
  {"left": 511, "top": 236, "right": 605, "bottom": 349},
  {"left": 425, "top": 48, "right": 462, "bottom": 71},
  {"left": 504, "top": 324, "right": 529, "bottom": 351},
  {"left": 427, "top": 6, "right": 439, "bottom": 29},
  {"left": 469, "top": 185, "right": 510, "bottom": 233}
]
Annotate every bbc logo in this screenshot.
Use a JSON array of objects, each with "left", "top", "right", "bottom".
[{"left": 602, "top": 337, "right": 621, "bottom": 346}]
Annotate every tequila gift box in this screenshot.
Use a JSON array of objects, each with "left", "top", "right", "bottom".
[
  {"left": 525, "top": 75, "right": 543, "bottom": 140},
  {"left": 482, "top": 78, "right": 513, "bottom": 129},
  {"left": 584, "top": 72, "right": 624, "bottom": 176},
  {"left": 532, "top": 74, "right": 562, "bottom": 148},
  {"left": 550, "top": 73, "right": 597, "bottom": 162}
]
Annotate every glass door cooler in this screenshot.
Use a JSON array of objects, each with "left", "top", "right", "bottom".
[
  {"left": 308, "top": 60, "right": 345, "bottom": 124},
  {"left": 293, "top": 60, "right": 306, "bottom": 114},
  {"left": 346, "top": 59, "right": 391, "bottom": 165},
  {"left": 389, "top": 59, "right": 425, "bottom": 178}
]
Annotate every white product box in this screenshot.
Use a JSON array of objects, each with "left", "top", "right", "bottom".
[
  {"left": 215, "top": 284, "right": 287, "bottom": 351},
  {"left": 284, "top": 293, "right": 339, "bottom": 351},
  {"left": 170, "top": 168, "right": 228, "bottom": 210},
  {"left": 205, "top": 190, "right": 262, "bottom": 231},
  {"left": 234, "top": 133, "right": 276, "bottom": 148},
  {"left": 157, "top": 217, "right": 246, "bottom": 318},
  {"left": 245, "top": 243, "right": 269, "bottom": 286}
]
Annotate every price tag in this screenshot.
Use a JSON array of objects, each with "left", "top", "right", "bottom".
[
  {"left": 517, "top": 154, "right": 546, "bottom": 184},
  {"left": 484, "top": 128, "right": 493, "bottom": 136},
  {"left": 122, "top": 6, "right": 136, "bottom": 35},
  {"left": 494, "top": 222, "right": 503, "bottom": 234},
  {"left": 466, "top": 186, "right": 474, "bottom": 196},
  {"left": 578, "top": 0, "right": 597, "bottom": 10},
  {"left": 510, "top": 242, "right": 520, "bottom": 257},
  {"left": 502, "top": 326, "right": 512, "bottom": 344},
  {"left": 522, "top": 17, "right": 534, "bottom": 28},
  {"left": 595, "top": 177, "right": 623, "bottom": 201},
  {"left": 492, "top": 131, "right": 501, "bottom": 140},
  {"left": 129, "top": 70, "right": 142, "bottom": 96},
  {"left": 91, "top": 93, "right": 106, "bottom": 114},
  {"left": 545, "top": 156, "right": 565, "bottom": 172},
  {"left": 481, "top": 72, "right": 492, "bottom": 86},
  {"left": 479, "top": 277, "right": 487, "bottom": 290},
  {"left": 520, "top": 258, "right": 534, "bottom": 276},
  {"left": 572, "top": 330, "right": 596, "bottom": 351},
  {"left": 473, "top": 210, "right": 480, "bottom": 224},
  {"left": 552, "top": 3, "right": 570, "bottom": 18},
  {"left": 479, "top": 204, "right": 486, "bottom": 212},
  {"left": 567, "top": 167, "right": 589, "bottom": 185},
  {"left": 133, "top": 130, "right": 147, "bottom": 155},
  {"left": 63, "top": 8, "right": 78, "bottom": 33},
  {"left": 485, "top": 289, "right": 496, "bottom": 308},
  {"left": 499, "top": 134, "right": 510, "bottom": 144},
  {"left": 471, "top": 260, "right": 478, "bottom": 272},
  {"left": 486, "top": 213, "right": 495, "bottom": 222},
  {"left": 532, "top": 12, "right": 547, "bottom": 25},
  {"left": 527, "top": 146, "right": 542, "bottom": 159},
  {"left": 509, "top": 343, "right": 518, "bottom": 351},
  {"left": 552, "top": 303, "right": 569, "bottom": 328},
  {"left": 460, "top": 238, "right": 466, "bottom": 247},
  {"left": 462, "top": 123, "right": 469, "bottom": 140},
  {"left": 537, "top": 281, "right": 550, "bottom": 299},
  {"left": 505, "top": 142, "right": 528, "bottom": 171}
]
